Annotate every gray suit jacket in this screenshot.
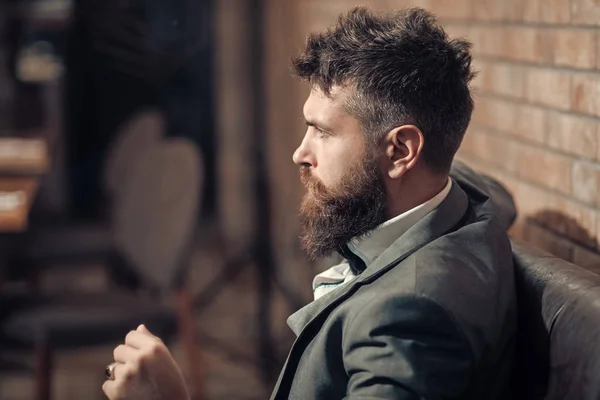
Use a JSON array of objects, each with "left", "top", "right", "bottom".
[{"left": 270, "top": 161, "right": 517, "bottom": 400}]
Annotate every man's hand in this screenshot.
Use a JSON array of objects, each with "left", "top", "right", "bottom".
[{"left": 102, "top": 325, "right": 190, "bottom": 400}]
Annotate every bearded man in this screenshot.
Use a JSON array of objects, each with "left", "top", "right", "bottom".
[{"left": 102, "top": 7, "right": 518, "bottom": 400}]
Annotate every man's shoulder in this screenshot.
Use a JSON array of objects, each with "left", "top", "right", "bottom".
[
  {"left": 412, "top": 216, "right": 514, "bottom": 304},
  {"left": 371, "top": 213, "right": 513, "bottom": 293},
  {"left": 416, "top": 212, "right": 513, "bottom": 276},
  {"left": 342, "top": 216, "right": 515, "bottom": 349}
]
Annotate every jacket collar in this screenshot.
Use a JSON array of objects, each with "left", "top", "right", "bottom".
[
  {"left": 342, "top": 177, "right": 453, "bottom": 275},
  {"left": 287, "top": 178, "right": 469, "bottom": 336}
]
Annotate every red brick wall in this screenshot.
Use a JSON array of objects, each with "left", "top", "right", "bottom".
[
  {"left": 440, "top": 0, "right": 600, "bottom": 273},
  {"left": 258, "top": 0, "right": 600, "bottom": 289}
]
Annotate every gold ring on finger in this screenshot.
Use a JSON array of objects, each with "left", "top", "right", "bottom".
[{"left": 105, "top": 362, "right": 120, "bottom": 381}]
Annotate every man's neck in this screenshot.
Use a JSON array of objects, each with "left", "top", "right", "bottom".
[{"left": 385, "top": 173, "right": 449, "bottom": 220}]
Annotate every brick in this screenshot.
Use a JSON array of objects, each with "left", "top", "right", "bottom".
[
  {"left": 514, "top": 180, "right": 555, "bottom": 216},
  {"left": 459, "top": 128, "right": 490, "bottom": 162},
  {"left": 498, "top": 174, "right": 520, "bottom": 197},
  {"left": 470, "top": 0, "right": 523, "bottom": 21},
  {"left": 472, "top": 60, "right": 493, "bottom": 92},
  {"left": 475, "top": 26, "right": 508, "bottom": 58},
  {"left": 367, "top": 0, "right": 401, "bottom": 10},
  {"left": 503, "top": 27, "right": 553, "bottom": 63},
  {"left": 503, "top": 0, "right": 524, "bottom": 21},
  {"left": 596, "top": 210, "right": 600, "bottom": 249},
  {"left": 501, "top": 65, "right": 528, "bottom": 99},
  {"left": 540, "top": 0, "right": 571, "bottom": 23},
  {"left": 362, "top": 0, "right": 389, "bottom": 9},
  {"left": 595, "top": 126, "right": 600, "bottom": 161},
  {"left": 570, "top": 74, "right": 600, "bottom": 117},
  {"left": 471, "top": 96, "right": 492, "bottom": 126},
  {"left": 477, "top": 131, "right": 518, "bottom": 171},
  {"left": 522, "top": 0, "right": 540, "bottom": 22},
  {"left": 597, "top": 29, "right": 600, "bottom": 69},
  {"left": 516, "top": 145, "right": 572, "bottom": 194},
  {"left": 443, "top": 24, "right": 470, "bottom": 41},
  {"left": 527, "top": 68, "right": 572, "bottom": 110},
  {"left": 571, "top": 160, "right": 600, "bottom": 205},
  {"left": 475, "top": 98, "right": 544, "bottom": 144},
  {"left": 455, "top": 152, "right": 483, "bottom": 169},
  {"left": 454, "top": 153, "right": 513, "bottom": 184},
  {"left": 572, "top": 245, "right": 600, "bottom": 274},
  {"left": 475, "top": 162, "right": 510, "bottom": 183},
  {"left": 512, "top": 104, "right": 547, "bottom": 143},
  {"left": 470, "top": 58, "right": 486, "bottom": 90},
  {"left": 523, "top": 0, "right": 570, "bottom": 23},
  {"left": 458, "top": 129, "right": 479, "bottom": 156},
  {"left": 546, "top": 112, "right": 597, "bottom": 159},
  {"left": 427, "top": 0, "right": 472, "bottom": 19},
  {"left": 571, "top": 0, "right": 600, "bottom": 25},
  {"left": 552, "top": 28, "right": 597, "bottom": 69},
  {"left": 374, "top": 0, "right": 434, "bottom": 10},
  {"left": 472, "top": 0, "right": 503, "bottom": 21},
  {"left": 483, "top": 63, "right": 527, "bottom": 99},
  {"left": 475, "top": 97, "right": 515, "bottom": 132},
  {"left": 466, "top": 26, "right": 484, "bottom": 53}
]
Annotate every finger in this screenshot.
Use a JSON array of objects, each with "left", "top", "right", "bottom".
[
  {"left": 125, "top": 329, "right": 157, "bottom": 349},
  {"left": 102, "top": 378, "right": 120, "bottom": 399},
  {"left": 136, "top": 324, "right": 155, "bottom": 337},
  {"left": 136, "top": 324, "right": 165, "bottom": 343},
  {"left": 106, "top": 361, "right": 126, "bottom": 382},
  {"left": 113, "top": 344, "right": 138, "bottom": 364},
  {"left": 112, "top": 361, "right": 132, "bottom": 383}
]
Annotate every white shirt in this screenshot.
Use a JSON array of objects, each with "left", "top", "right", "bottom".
[{"left": 312, "top": 178, "right": 453, "bottom": 300}]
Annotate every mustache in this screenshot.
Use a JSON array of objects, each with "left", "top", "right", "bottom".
[
  {"left": 299, "top": 166, "right": 313, "bottom": 186},
  {"left": 300, "top": 167, "right": 324, "bottom": 191},
  {"left": 299, "top": 166, "right": 332, "bottom": 208}
]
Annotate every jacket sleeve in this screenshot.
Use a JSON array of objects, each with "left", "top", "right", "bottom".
[
  {"left": 342, "top": 294, "right": 474, "bottom": 399},
  {"left": 450, "top": 159, "right": 517, "bottom": 230}
]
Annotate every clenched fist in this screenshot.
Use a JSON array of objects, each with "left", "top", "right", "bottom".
[{"left": 102, "top": 324, "right": 190, "bottom": 400}]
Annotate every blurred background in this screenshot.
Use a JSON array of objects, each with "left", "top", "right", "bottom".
[{"left": 0, "top": 0, "right": 598, "bottom": 399}]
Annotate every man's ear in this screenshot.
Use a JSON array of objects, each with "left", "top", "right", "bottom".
[{"left": 382, "top": 125, "right": 424, "bottom": 180}]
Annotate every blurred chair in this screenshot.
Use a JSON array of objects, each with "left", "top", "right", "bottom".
[
  {"left": 103, "top": 109, "right": 162, "bottom": 196},
  {"left": 0, "top": 136, "right": 205, "bottom": 400},
  {"left": 510, "top": 241, "right": 600, "bottom": 400},
  {"left": 8, "top": 109, "right": 164, "bottom": 290}
]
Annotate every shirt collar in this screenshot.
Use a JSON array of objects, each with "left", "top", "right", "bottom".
[{"left": 344, "top": 177, "right": 453, "bottom": 273}]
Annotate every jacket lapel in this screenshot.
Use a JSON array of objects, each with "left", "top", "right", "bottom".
[{"left": 272, "top": 180, "right": 470, "bottom": 398}]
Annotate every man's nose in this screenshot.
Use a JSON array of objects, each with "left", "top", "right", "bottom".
[{"left": 292, "top": 135, "right": 315, "bottom": 167}]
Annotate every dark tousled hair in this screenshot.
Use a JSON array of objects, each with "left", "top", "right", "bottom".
[{"left": 292, "top": 6, "right": 476, "bottom": 173}]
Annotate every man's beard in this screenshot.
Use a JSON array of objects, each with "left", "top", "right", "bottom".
[{"left": 298, "top": 157, "right": 387, "bottom": 260}]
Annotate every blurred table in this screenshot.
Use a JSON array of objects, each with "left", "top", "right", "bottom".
[
  {"left": 0, "top": 136, "right": 48, "bottom": 174},
  {"left": 0, "top": 136, "right": 48, "bottom": 232},
  {"left": 0, "top": 178, "right": 40, "bottom": 231}
]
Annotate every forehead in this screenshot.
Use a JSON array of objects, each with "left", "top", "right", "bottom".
[{"left": 303, "top": 86, "right": 353, "bottom": 125}]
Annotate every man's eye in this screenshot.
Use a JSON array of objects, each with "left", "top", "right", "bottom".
[{"left": 315, "top": 128, "right": 330, "bottom": 138}]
